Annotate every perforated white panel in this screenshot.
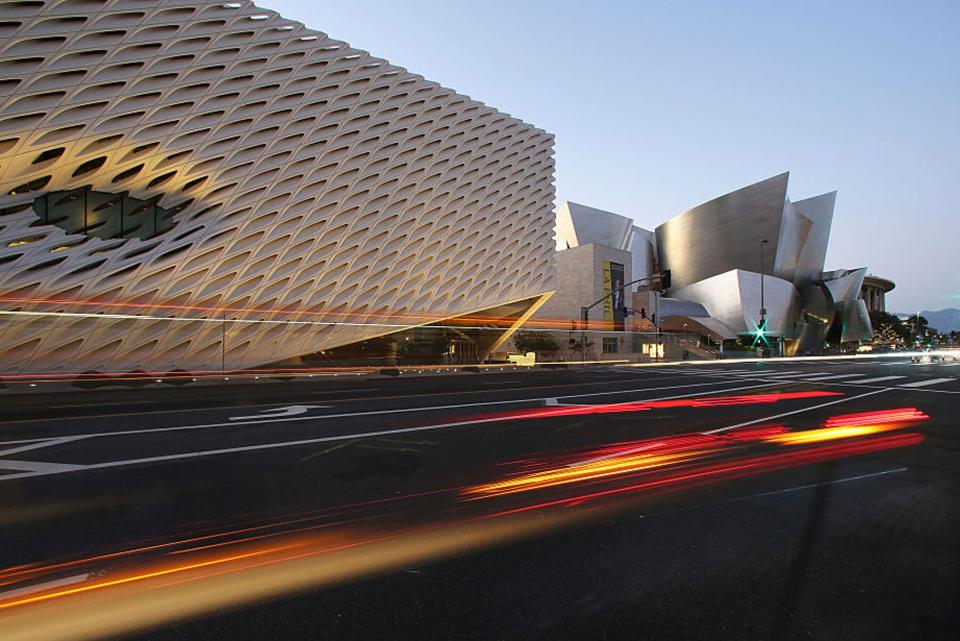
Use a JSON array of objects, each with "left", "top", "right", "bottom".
[{"left": 0, "top": 0, "right": 555, "bottom": 373}]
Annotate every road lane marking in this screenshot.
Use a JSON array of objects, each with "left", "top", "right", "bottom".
[
  {"left": 0, "top": 435, "right": 91, "bottom": 457},
  {"left": 795, "top": 374, "right": 867, "bottom": 382},
  {"left": 0, "top": 459, "right": 87, "bottom": 473},
  {"left": 899, "top": 377, "right": 956, "bottom": 388},
  {"left": 634, "top": 468, "right": 911, "bottom": 522},
  {"left": 657, "top": 368, "right": 756, "bottom": 375},
  {"left": 544, "top": 398, "right": 585, "bottom": 407},
  {"left": 300, "top": 438, "right": 361, "bottom": 462},
  {"left": 229, "top": 405, "right": 331, "bottom": 421},
  {"left": 749, "top": 371, "right": 829, "bottom": 378},
  {"left": 0, "top": 382, "right": 788, "bottom": 482},
  {"left": 846, "top": 376, "right": 905, "bottom": 384},
  {"left": 51, "top": 401, "right": 158, "bottom": 408},
  {"left": 742, "top": 467, "right": 910, "bottom": 499},
  {"left": 702, "top": 388, "right": 889, "bottom": 434},
  {"left": 0, "top": 372, "right": 718, "bottom": 426},
  {"left": 0, "top": 573, "right": 90, "bottom": 601},
  {"left": 569, "top": 442, "right": 666, "bottom": 467},
  {"left": 0, "top": 380, "right": 780, "bottom": 446}
]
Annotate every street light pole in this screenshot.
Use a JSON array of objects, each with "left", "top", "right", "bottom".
[
  {"left": 759, "top": 239, "right": 769, "bottom": 356},
  {"left": 654, "top": 289, "right": 660, "bottom": 362},
  {"left": 759, "top": 239, "right": 769, "bottom": 326}
]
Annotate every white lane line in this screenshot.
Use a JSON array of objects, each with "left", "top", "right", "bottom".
[
  {"left": 644, "top": 467, "right": 910, "bottom": 518},
  {"left": 899, "top": 377, "right": 957, "bottom": 388},
  {"left": 0, "top": 380, "right": 779, "bottom": 446},
  {"left": 0, "top": 435, "right": 90, "bottom": 457},
  {"left": 229, "top": 404, "right": 331, "bottom": 421},
  {"left": 796, "top": 374, "right": 869, "bottom": 382},
  {"left": 0, "top": 459, "right": 87, "bottom": 473},
  {"left": 543, "top": 398, "right": 581, "bottom": 407},
  {"left": 765, "top": 371, "right": 837, "bottom": 378},
  {"left": 51, "top": 401, "right": 158, "bottom": 408},
  {"left": 641, "top": 369, "right": 796, "bottom": 378},
  {"left": 733, "top": 371, "right": 810, "bottom": 378},
  {"left": 702, "top": 388, "right": 889, "bottom": 434},
  {"left": 742, "top": 468, "right": 909, "bottom": 500},
  {"left": 677, "top": 369, "right": 758, "bottom": 375},
  {"left": 569, "top": 442, "right": 665, "bottom": 467},
  {"left": 0, "top": 573, "right": 90, "bottom": 601},
  {"left": 0, "top": 381, "right": 788, "bottom": 482},
  {"left": 847, "top": 376, "right": 906, "bottom": 384}
]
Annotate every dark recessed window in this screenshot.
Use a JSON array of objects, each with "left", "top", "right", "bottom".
[
  {"left": 8, "top": 175, "right": 51, "bottom": 195},
  {"left": 146, "top": 170, "right": 177, "bottom": 189},
  {"left": 33, "top": 147, "right": 65, "bottom": 164},
  {"left": 112, "top": 163, "right": 144, "bottom": 183},
  {"left": 72, "top": 156, "right": 107, "bottom": 177},
  {"left": 181, "top": 176, "right": 207, "bottom": 191},
  {"left": 131, "top": 142, "right": 159, "bottom": 155}
]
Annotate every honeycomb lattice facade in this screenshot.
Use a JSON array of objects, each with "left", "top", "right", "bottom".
[{"left": 0, "top": 0, "right": 555, "bottom": 374}]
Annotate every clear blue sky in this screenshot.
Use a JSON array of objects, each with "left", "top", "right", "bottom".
[{"left": 271, "top": 0, "right": 958, "bottom": 313}]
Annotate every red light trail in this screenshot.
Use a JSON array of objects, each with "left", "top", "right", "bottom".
[{"left": 0, "top": 402, "right": 930, "bottom": 633}]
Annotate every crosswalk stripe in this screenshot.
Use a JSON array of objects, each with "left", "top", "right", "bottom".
[
  {"left": 757, "top": 371, "right": 832, "bottom": 378},
  {"left": 797, "top": 373, "right": 867, "bottom": 382},
  {"left": 735, "top": 370, "right": 805, "bottom": 378},
  {"left": 848, "top": 376, "right": 906, "bottom": 384},
  {"left": 899, "top": 378, "right": 957, "bottom": 388},
  {"left": 662, "top": 368, "right": 755, "bottom": 375}
]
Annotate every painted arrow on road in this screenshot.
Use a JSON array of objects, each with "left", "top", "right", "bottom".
[{"left": 229, "top": 405, "right": 331, "bottom": 421}]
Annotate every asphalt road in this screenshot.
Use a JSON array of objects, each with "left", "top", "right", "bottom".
[{"left": 0, "top": 357, "right": 957, "bottom": 641}]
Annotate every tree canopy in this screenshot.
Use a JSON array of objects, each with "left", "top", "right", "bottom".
[{"left": 512, "top": 330, "right": 559, "bottom": 355}]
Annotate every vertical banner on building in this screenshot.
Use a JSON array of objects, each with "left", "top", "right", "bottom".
[
  {"left": 602, "top": 261, "right": 614, "bottom": 328},
  {"left": 601, "top": 261, "right": 626, "bottom": 331},
  {"left": 610, "top": 261, "right": 625, "bottom": 331}
]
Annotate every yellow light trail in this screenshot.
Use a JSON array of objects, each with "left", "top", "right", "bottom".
[
  {"left": 463, "top": 449, "right": 709, "bottom": 498},
  {"left": 764, "top": 423, "right": 899, "bottom": 445},
  {"left": 0, "top": 544, "right": 301, "bottom": 611}
]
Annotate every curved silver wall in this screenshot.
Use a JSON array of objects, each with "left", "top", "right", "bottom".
[
  {"left": 555, "top": 172, "right": 871, "bottom": 351},
  {"left": 671, "top": 269, "right": 800, "bottom": 338},
  {"left": 655, "top": 173, "right": 789, "bottom": 293}
]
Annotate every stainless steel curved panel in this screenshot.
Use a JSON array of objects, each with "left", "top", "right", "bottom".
[{"left": 655, "top": 173, "right": 789, "bottom": 293}]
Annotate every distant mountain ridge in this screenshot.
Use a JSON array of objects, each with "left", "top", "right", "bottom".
[{"left": 921, "top": 308, "right": 960, "bottom": 332}]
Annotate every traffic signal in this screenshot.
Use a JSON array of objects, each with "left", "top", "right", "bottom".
[
  {"left": 750, "top": 319, "right": 769, "bottom": 347},
  {"left": 640, "top": 307, "right": 647, "bottom": 319},
  {"left": 580, "top": 306, "right": 589, "bottom": 329}
]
